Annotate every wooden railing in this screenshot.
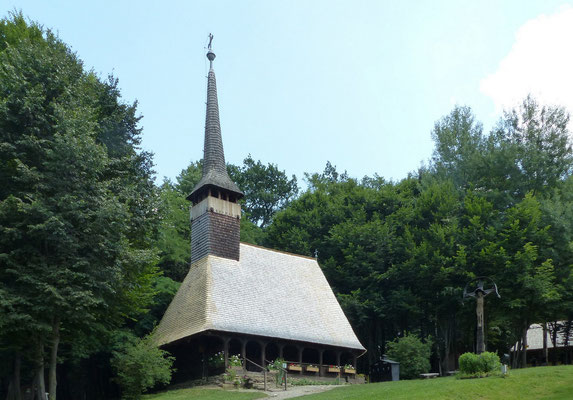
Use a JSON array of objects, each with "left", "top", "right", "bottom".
[
  {"left": 242, "top": 357, "right": 288, "bottom": 391},
  {"left": 265, "top": 359, "right": 288, "bottom": 391}
]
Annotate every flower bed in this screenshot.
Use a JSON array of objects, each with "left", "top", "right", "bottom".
[
  {"left": 288, "top": 364, "right": 302, "bottom": 372},
  {"left": 343, "top": 364, "right": 356, "bottom": 374},
  {"left": 306, "top": 365, "right": 319, "bottom": 373}
]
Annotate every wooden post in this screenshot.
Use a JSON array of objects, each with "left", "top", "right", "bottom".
[
  {"left": 278, "top": 343, "right": 284, "bottom": 359},
  {"left": 241, "top": 339, "right": 247, "bottom": 372},
  {"left": 319, "top": 349, "right": 324, "bottom": 377},
  {"left": 353, "top": 354, "right": 357, "bottom": 377},
  {"left": 298, "top": 347, "right": 303, "bottom": 375},
  {"left": 263, "top": 369, "right": 267, "bottom": 392},
  {"left": 199, "top": 338, "right": 207, "bottom": 380},
  {"left": 261, "top": 342, "right": 267, "bottom": 371},
  {"left": 223, "top": 337, "right": 230, "bottom": 369},
  {"left": 336, "top": 351, "right": 341, "bottom": 379}
]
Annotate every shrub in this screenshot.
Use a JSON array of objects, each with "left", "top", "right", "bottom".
[
  {"left": 228, "top": 354, "right": 243, "bottom": 367},
  {"left": 111, "top": 333, "right": 175, "bottom": 400},
  {"left": 458, "top": 353, "right": 481, "bottom": 375},
  {"left": 208, "top": 351, "right": 224, "bottom": 369},
  {"left": 479, "top": 352, "right": 501, "bottom": 373},
  {"left": 458, "top": 352, "right": 501, "bottom": 377},
  {"left": 386, "top": 333, "right": 432, "bottom": 379}
]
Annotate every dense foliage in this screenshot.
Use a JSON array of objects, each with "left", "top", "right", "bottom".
[
  {"left": 111, "top": 333, "right": 174, "bottom": 400},
  {"left": 458, "top": 352, "right": 501, "bottom": 376},
  {"left": 263, "top": 99, "right": 573, "bottom": 373},
  {"left": 0, "top": 13, "right": 160, "bottom": 400},
  {"left": 385, "top": 333, "right": 432, "bottom": 379}
]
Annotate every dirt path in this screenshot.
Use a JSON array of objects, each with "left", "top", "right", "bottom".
[{"left": 263, "top": 385, "right": 341, "bottom": 399}]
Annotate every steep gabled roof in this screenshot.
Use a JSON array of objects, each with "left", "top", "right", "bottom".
[
  {"left": 188, "top": 51, "right": 242, "bottom": 202},
  {"left": 154, "top": 243, "right": 365, "bottom": 351},
  {"left": 514, "top": 322, "right": 573, "bottom": 351}
]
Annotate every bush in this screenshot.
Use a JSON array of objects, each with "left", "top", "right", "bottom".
[
  {"left": 386, "top": 333, "right": 432, "bottom": 379},
  {"left": 458, "top": 353, "right": 481, "bottom": 375},
  {"left": 458, "top": 352, "right": 501, "bottom": 377},
  {"left": 111, "top": 332, "right": 175, "bottom": 400},
  {"left": 479, "top": 352, "right": 501, "bottom": 373}
]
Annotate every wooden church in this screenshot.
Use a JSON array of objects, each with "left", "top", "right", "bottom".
[{"left": 154, "top": 42, "right": 365, "bottom": 380}]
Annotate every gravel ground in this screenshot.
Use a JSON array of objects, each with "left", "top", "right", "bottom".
[{"left": 263, "top": 385, "right": 341, "bottom": 399}]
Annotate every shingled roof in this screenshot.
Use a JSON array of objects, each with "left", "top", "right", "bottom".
[
  {"left": 154, "top": 243, "right": 365, "bottom": 351},
  {"left": 188, "top": 51, "right": 242, "bottom": 202},
  {"left": 513, "top": 323, "right": 573, "bottom": 351}
]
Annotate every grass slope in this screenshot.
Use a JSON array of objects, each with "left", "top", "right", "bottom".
[
  {"left": 142, "top": 387, "right": 266, "bottom": 400},
  {"left": 302, "top": 365, "right": 573, "bottom": 400},
  {"left": 142, "top": 366, "right": 573, "bottom": 400}
]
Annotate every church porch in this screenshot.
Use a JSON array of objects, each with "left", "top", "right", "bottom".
[{"left": 164, "top": 330, "right": 363, "bottom": 384}]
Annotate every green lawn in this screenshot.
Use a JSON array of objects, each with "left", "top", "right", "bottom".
[
  {"left": 142, "top": 387, "right": 266, "bottom": 400},
  {"left": 303, "top": 365, "right": 573, "bottom": 400},
  {"left": 143, "top": 365, "right": 573, "bottom": 400}
]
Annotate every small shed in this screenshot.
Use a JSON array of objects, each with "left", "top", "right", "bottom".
[{"left": 370, "top": 356, "right": 400, "bottom": 382}]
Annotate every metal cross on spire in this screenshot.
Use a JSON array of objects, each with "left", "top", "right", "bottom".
[{"left": 206, "top": 33, "right": 216, "bottom": 69}]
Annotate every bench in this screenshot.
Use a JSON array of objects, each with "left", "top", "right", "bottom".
[{"left": 420, "top": 373, "right": 440, "bottom": 379}]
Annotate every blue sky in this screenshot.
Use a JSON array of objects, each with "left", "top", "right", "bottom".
[{"left": 5, "top": 1, "right": 573, "bottom": 185}]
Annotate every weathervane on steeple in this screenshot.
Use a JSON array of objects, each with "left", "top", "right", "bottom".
[{"left": 207, "top": 33, "right": 215, "bottom": 69}]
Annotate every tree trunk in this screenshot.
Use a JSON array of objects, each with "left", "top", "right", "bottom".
[
  {"left": 435, "top": 313, "right": 442, "bottom": 376},
  {"left": 521, "top": 325, "right": 528, "bottom": 368},
  {"left": 551, "top": 322, "right": 558, "bottom": 366},
  {"left": 438, "top": 315, "right": 453, "bottom": 375},
  {"left": 34, "top": 341, "right": 47, "bottom": 400},
  {"left": 511, "top": 339, "right": 520, "bottom": 370},
  {"left": 565, "top": 320, "right": 572, "bottom": 364},
  {"left": 443, "top": 323, "right": 451, "bottom": 374},
  {"left": 542, "top": 322, "right": 548, "bottom": 366},
  {"left": 49, "top": 317, "right": 60, "bottom": 400},
  {"left": 6, "top": 353, "right": 22, "bottom": 400}
]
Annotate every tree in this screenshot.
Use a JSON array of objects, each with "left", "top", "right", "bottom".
[
  {"left": 264, "top": 99, "right": 573, "bottom": 371},
  {"left": 0, "top": 13, "right": 158, "bottom": 399},
  {"left": 229, "top": 155, "right": 298, "bottom": 228},
  {"left": 155, "top": 181, "right": 191, "bottom": 281},
  {"left": 431, "top": 106, "right": 484, "bottom": 190},
  {"left": 500, "top": 96, "right": 573, "bottom": 196},
  {"left": 497, "top": 195, "right": 560, "bottom": 367},
  {"left": 111, "top": 332, "right": 174, "bottom": 400},
  {"left": 386, "top": 333, "right": 432, "bottom": 379}
]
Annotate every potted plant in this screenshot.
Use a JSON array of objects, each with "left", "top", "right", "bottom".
[
  {"left": 343, "top": 364, "right": 356, "bottom": 374},
  {"left": 306, "top": 364, "right": 319, "bottom": 373},
  {"left": 328, "top": 365, "right": 340, "bottom": 373},
  {"left": 288, "top": 363, "right": 302, "bottom": 372}
]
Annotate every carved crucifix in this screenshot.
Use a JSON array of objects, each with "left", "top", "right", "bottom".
[{"left": 463, "top": 277, "right": 500, "bottom": 354}]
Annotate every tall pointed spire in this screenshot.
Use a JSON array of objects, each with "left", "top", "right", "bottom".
[{"left": 188, "top": 36, "right": 243, "bottom": 203}]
